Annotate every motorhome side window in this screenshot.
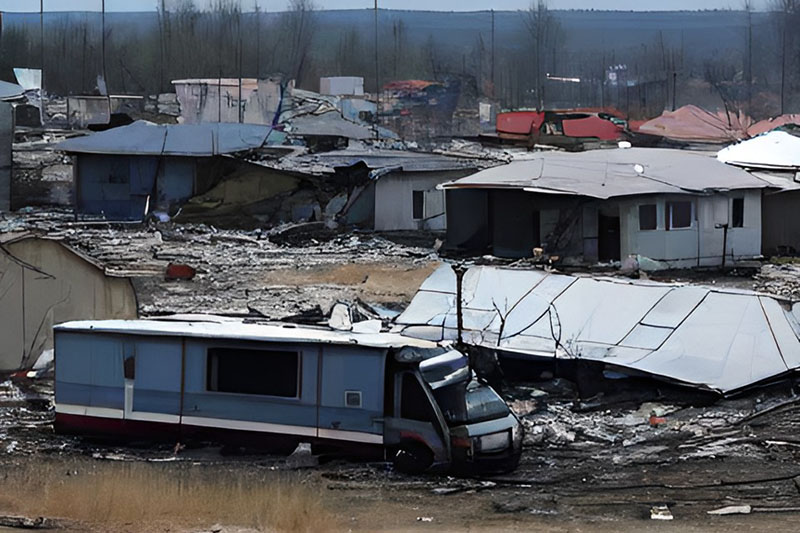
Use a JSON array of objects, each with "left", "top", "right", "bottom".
[{"left": 206, "top": 348, "right": 299, "bottom": 398}]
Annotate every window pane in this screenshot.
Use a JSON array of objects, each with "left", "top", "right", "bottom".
[
  {"left": 207, "top": 348, "right": 298, "bottom": 397},
  {"left": 732, "top": 198, "right": 744, "bottom": 228},
  {"left": 668, "top": 201, "right": 692, "bottom": 229},
  {"left": 639, "top": 204, "right": 657, "bottom": 230},
  {"left": 412, "top": 190, "right": 424, "bottom": 220},
  {"left": 401, "top": 373, "right": 435, "bottom": 422}
]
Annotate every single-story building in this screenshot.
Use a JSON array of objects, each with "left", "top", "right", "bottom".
[
  {"left": 279, "top": 149, "right": 482, "bottom": 231},
  {"left": 0, "top": 233, "right": 137, "bottom": 373},
  {"left": 442, "top": 147, "right": 771, "bottom": 268},
  {"left": 54, "top": 121, "right": 275, "bottom": 220},
  {"left": 717, "top": 131, "right": 800, "bottom": 256}
]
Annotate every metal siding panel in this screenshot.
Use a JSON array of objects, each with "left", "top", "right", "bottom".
[
  {"left": 318, "top": 346, "right": 384, "bottom": 435},
  {"left": 134, "top": 338, "right": 182, "bottom": 392},
  {"left": 181, "top": 392, "right": 317, "bottom": 428}
]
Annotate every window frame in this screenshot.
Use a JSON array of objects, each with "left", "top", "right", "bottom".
[
  {"left": 638, "top": 203, "right": 658, "bottom": 231},
  {"left": 731, "top": 197, "right": 744, "bottom": 228},
  {"left": 665, "top": 200, "right": 693, "bottom": 231},
  {"left": 412, "top": 190, "right": 424, "bottom": 220},
  {"left": 205, "top": 346, "right": 301, "bottom": 399}
]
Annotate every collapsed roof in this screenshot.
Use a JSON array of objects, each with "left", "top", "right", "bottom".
[
  {"left": 395, "top": 265, "right": 800, "bottom": 394},
  {"left": 717, "top": 130, "right": 800, "bottom": 171},
  {"left": 440, "top": 147, "right": 769, "bottom": 199},
  {"left": 636, "top": 105, "right": 751, "bottom": 143},
  {"left": 54, "top": 120, "right": 275, "bottom": 157}
]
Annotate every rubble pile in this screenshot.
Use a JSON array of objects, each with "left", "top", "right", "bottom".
[
  {"left": 505, "top": 379, "right": 799, "bottom": 467},
  {"left": 0, "top": 209, "right": 439, "bottom": 319},
  {"left": 754, "top": 263, "right": 800, "bottom": 300}
]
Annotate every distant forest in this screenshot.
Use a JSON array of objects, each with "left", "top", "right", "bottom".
[{"left": 2, "top": 1, "right": 800, "bottom": 119}]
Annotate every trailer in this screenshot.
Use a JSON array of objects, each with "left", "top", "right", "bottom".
[{"left": 53, "top": 318, "right": 522, "bottom": 473}]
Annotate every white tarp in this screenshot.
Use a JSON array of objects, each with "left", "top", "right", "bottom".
[
  {"left": 717, "top": 131, "right": 800, "bottom": 170},
  {"left": 13, "top": 68, "right": 41, "bottom": 92},
  {"left": 395, "top": 265, "right": 800, "bottom": 393}
]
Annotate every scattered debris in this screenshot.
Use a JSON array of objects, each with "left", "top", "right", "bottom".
[
  {"left": 650, "top": 505, "right": 674, "bottom": 520},
  {"left": 707, "top": 505, "right": 752, "bottom": 515}
]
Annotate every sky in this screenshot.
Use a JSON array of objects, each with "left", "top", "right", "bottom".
[{"left": 0, "top": 0, "right": 773, "bottom": 12}]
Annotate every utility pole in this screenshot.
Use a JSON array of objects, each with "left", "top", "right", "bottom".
[
  {"left": 374, "top": 0, "right": 380, "bottom": 139},
  {"left": 40, "top": 0, "right": 45, "bottom": 123},
  {"left": 781, "top": 21, "right": 787, "bottom": 115},
  {"left": 491, "top": 9, "right": 495, "bottom": 97},
  {"left": 101, "top": 0, "right": 107, "bottom": 92},
  {"left": 255, "top": 2, "right": 261, "bottom": 79},
  {"left": 238, "top": 7, "right": 243, "bottom": 124}
]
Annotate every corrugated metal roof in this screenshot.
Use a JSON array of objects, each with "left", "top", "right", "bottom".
[
  {"left": 54, "top": 120, "right": 273, "bottom": 156},
  {"left": 441, "top": 147, "right": 770, "bottom": 199},
  {"left": 55, "top": 318, "right": 439, "bottom": 350},
  {"left": 0, "top": 80, "right": 24, "bottom": 101},
  {"left": 396, "top": 265, "right": 800, "bottom": 394}
]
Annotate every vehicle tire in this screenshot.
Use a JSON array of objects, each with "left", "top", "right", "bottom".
[{"left": 392, "top": 442, "right": 434, "bottom": 474}]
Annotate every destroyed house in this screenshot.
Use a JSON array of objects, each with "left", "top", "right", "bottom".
[
  {"left": 443, "top": 147, "right": 770, "bottom": 268},
  {"left": 55, "top": 121, "right": 274, "bottom": 220},
  {"left": 396, "top": 265, "right": 800, "bottom": 394},
  {"left": 280, "top": 149, "right": 481, "bottom": 231}
]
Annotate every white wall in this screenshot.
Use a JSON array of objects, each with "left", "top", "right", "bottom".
[
  {"left": 374, "top": 170, "right": 474, "bottom": 231},
  {"left": 618, "top": 191, "right": 761, "bottom": 268}
]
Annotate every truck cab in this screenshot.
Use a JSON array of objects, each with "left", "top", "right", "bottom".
[{"left": 384, "top": 348, "right": 522, "bottom": 474}]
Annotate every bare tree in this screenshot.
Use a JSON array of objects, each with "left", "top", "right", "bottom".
[
  {"left": 281, "top": 0, "right": 317, "bottom": 85},
  {"left": 522, "top": 1, "right": 563, "bottom": 109}
]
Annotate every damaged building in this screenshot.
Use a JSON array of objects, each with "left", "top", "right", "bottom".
[
  {"left": 443, "top": 147, "right": 769, "bottom": 267},
  {"left": 717, "top": 131, "right": 800, "bottom": 256},
  {"left": 396, "top": 264, "right": 800, "bottom": 394},
  {"left": 0, "top": 233, "right": 137, "bottom": 373},
  {"left": 54, "top": 121, "right": 277, "bottom": 221}
]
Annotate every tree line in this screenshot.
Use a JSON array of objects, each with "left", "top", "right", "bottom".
[{"left": 1, "top": 1, "right": 799, "bottom": 119}]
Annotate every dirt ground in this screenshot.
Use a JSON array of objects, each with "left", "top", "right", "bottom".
[
  {"left": 3, "top": 372, "right": 800, "bottom": 533},
  {"left": 3, "top": 210, "right": 800, "bottom": 531}
]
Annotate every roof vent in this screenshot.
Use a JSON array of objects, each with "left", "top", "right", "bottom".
[{"left": 618, "top": 141, "right": 632, "bottom": 149}]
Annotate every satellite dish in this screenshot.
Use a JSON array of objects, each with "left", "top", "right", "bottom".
[{"left": 634, "top": 164, "right": 645, "bottom": 174}]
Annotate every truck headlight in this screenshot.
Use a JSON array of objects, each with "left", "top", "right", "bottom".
[{"left": 478, "top": 431, "right": 510, "bottom": 453}]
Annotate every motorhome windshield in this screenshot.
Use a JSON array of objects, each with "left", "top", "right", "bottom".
[{"left": 432, "top": 379, "right": 509, "bottom": 426}]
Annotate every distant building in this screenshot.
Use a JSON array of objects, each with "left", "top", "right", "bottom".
[
  {"left": 320, "top": 77, "right": 364, "bottom": 96},
  {"left": 443, "top": 148, "right": 770, "bottom": 268}
]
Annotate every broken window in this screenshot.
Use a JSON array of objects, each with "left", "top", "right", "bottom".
[
  {"left": 665, "top": 201, "right": 692, "bottom": 230},
  {"left": 732, "top": 198, "right": 744, "bottom": 228},
  {"left": 206, "top": 347, "right": 299, "bottom": 397},
  {"left": 412, "top": 190, "right": 424, "bottom": 220},
  {"left": 639, "top": 204, "right": 657, "bottom": 231}
]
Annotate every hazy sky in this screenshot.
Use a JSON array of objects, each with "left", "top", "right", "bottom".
[{"left": 0, "top": 0, "right": 773, "bottom": 12}]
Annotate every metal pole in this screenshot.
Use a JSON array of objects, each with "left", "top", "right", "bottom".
[
  {"left": 672, "top": 71, "right": 676, "bottom": 111},
  {"left": 238, "top": 7, "right": 243, "bottom": 124},
  {"left": 491, "top": 9, "right": 495, "bottom": 95},
  {"left": 101, "top": 0, "right": 107, "bottom": 92},
  {"left": 374, "top": 0, "right": 380, "bottom": 139},
  {"left": 40, "top": 0, "right": 45, "bottom": 123}
]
